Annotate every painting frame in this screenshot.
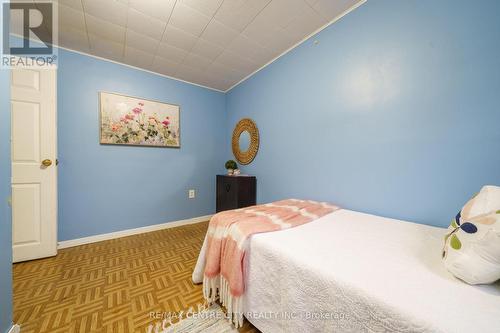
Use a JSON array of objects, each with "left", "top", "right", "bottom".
[{"left": 99, "top": 91, "right": 181, "bottom": 148}]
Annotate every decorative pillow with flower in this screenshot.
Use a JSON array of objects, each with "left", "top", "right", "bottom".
[{"left": 443, "top": 185, "right": 500, "bottom": 285}]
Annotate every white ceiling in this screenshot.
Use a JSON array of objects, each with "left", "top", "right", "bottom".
[{"left": 13, "top": 0, "right": 364, "bottom": 91}]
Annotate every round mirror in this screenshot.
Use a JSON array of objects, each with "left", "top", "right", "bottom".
[
  {"left": 232, "top": 118, "right": 259, "bottom": 165},
  {"left": 239, "top": 131, "right": 251, "bottom": 153}
]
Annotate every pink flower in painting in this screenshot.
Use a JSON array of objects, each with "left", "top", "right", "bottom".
[
  {"left": 148, "top": 116, "right": 159, "bottom": 125},
  {"left": 125, "top": 114, "right": 135, "bottom": 120},
  {"left": 120, "top": 116, "right": 129, "bottom": 123},
  {"left": 162, "top": 119, "right": 170, "bottom": 127},
  {"left": 111, "top": 123, "right": 122, "bottom": 132},
  {"left": 132, "top": 107, "right": 143, "bottom": 114}
]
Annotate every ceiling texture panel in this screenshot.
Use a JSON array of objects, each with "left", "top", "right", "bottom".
[{"left": 17, "top": 0, "right": 365, "bottom": 91}]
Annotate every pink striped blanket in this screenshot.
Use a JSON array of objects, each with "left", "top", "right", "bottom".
[{"left": 201, "top": 199, "right": 340, "bottom": 327}]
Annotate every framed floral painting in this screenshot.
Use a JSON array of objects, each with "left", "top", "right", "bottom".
[{"left": 99, "top": 92, "right": 180, "bottom": 147}]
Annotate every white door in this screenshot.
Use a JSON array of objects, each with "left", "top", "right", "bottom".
[{"left": 11, "top": 65, "right": 57, "bottom": 263}]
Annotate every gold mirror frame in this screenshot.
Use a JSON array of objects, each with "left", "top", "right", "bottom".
[{"left": 232, "top": 118, "right": 259, "bottom": 165}]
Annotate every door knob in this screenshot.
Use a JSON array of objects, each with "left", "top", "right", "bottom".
[{"left": 41, "top": 159, "right": 52, "bottom": 167}]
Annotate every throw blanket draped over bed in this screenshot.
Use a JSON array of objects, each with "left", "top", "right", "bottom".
[{"left": 199, "top": 199, "right": 340, "bottom": 327}]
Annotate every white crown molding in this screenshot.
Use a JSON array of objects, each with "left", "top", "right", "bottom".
[
  {"left": 57, "top": 214, "right": 212, "bottom": 249},
  {"left": 224, "top": 0, "right": 367, "bottom": 93},
  {"left": 8, "top": 324, "right": 21, "bottom": 333}
]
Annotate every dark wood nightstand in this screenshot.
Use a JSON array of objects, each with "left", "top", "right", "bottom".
[{"left": 216, "top": 175, "right": 256, "bottom": 213}]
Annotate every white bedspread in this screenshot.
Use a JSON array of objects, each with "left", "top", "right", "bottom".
[{"left": 242, "top": 210, "right": 500, "bottom": 333}]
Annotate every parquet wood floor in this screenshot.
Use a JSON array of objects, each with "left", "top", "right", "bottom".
[{"left": 13, "top": 221, "right": 259, "bottom": 333}]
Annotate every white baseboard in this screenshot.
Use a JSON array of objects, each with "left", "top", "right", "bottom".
[
  {"left": 57, "top": 214, "right": 212, "bottom": 249},
  {"left": 8, "top": 324, "right": 20, "bottom": 333}
]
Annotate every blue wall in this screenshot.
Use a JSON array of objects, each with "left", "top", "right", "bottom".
[
  {"left": 226, "top": 0, "right": 500, "bottom": 228},
  {"left": 0, "top": 69, "right": 12, "bottom": 333},
  {"left": 58, "top": 49, "right": 226, "bottom": 241}
]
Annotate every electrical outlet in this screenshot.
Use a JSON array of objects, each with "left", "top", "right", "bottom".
[{"left": 188, "top": 189, "right": 195, "bottom": 199}]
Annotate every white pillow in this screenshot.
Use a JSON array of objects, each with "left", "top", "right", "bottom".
[
  {"left": 462, "top": 185, "right": 500, "bottom": 218},
  {"left": 442, "top": 185, "right": 500, "bottom": 285}
]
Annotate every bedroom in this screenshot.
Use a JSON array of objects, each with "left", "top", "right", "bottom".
[{"left": 0, "top": 0, "right": 499, "bottom": 332}]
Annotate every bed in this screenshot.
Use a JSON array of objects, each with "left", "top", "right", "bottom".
[{"left": 194, "top": 209, "right": 500, "bottom": 332}]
